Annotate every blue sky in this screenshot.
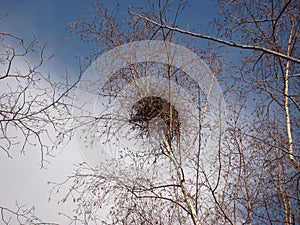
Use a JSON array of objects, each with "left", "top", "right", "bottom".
[
  {"left": 1, "top": 0, "right": 218, "bottom": 77},
  {"left": 1, "top": 0, "right": 95, "bottom": 76},
  {"left": 0, "top": 0, "right": 219, "bottom": 223}
]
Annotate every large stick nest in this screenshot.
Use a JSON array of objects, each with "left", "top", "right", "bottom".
[{"left": 129, "top": 96, "right": 180, "bottom": 144}]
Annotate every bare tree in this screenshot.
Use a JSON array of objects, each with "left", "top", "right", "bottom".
[
  {"left": 0, "top": 201, "right": 59, "bottom": 225},
  {"left": 133, "top": 0, "right": 300, "bottom": 172},
  {"left": 51, "top": 1, "right": 230, "bottom": 224},
  {"left": 1, "top": 0, "right": 299, "bottom": 224},
  {"left": 128, "top": 0, "right": 300, "bottom": 224},
  {"left": 56, "top": 0, "right": 299, "bottom": 224},
  {"left": 0, "top": 31, "right": 75, "bottom": 166},
  {"left": 0, "top": 16, "right": 77, "bottom": 224}
]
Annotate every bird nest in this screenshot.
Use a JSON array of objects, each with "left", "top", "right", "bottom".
[{"left": 129, "top": 96, "right": 180, "bottom": 144}]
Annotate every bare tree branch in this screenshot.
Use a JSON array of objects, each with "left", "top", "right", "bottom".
[{"left": 131, "top": 11, "right": 300, "bottom": 64}]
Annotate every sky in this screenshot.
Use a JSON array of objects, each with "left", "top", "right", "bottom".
[
  {"left": 1, "top": 0, "right": 217, "bottom": 76},
  {"left": 0, "top": 0, "right": 219, "bottom": 223}
]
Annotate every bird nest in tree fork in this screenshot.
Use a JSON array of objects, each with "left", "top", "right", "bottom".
[{"left": 129, "top": 96, "right": 180, "bottom": 145}]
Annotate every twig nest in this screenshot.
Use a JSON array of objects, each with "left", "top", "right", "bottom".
[{"left": 129, "top": 96, "right": 180, "bottom": 145}]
